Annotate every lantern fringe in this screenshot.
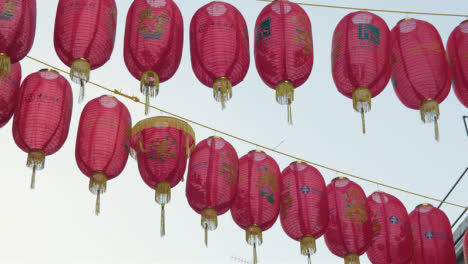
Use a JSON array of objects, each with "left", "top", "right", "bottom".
[
  {"left": 352, "top": 87, "right": 372, "bottom": 134},
  {"left": 130, "top": 117, "right": 196, "bottom": 159},
  {"left": 70, "top": 58, "right": 90, "bottom": 103},
  {"left": 155, "top": 181, "right": 171, "bottom": 237},
  {"left": 89, "top": 172, "right": 107, "bottom": 216},
  {"left": 420, "top": 99, "right": 440, "bottom": 141},
  {"left": 0, "top": 53, "right": 11, "bottom": 79},
  {"left": 300, "top": 235, "right": 317, "bottom": 256},
  {"left": 213, "top": 77, "right": 232, "bottom": 110},
  {"left": 276, "top": 81, "right": 295, "bottom": 125},
  {"left": 140, "top": 71, "right": 159, "bottom": 116},
  {"left": 201, "top": 207, "right": 218, "bottom": 247},
  {"left": 27, "top": 150, "right": 45, "bottom": 190},
  {"left": 246, "top": 225, "right": 263, "bottom": 246},
  {"left": 344, "top": 253, "right": 360, "bottom": 264}
]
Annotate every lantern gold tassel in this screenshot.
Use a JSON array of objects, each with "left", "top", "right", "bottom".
[
  {"left": 352, "top": 87, "right": 372, "bottom": 134},
  {"left": 0, "top": 53, "right": 11, "bottom": 79},
  {"left": 276, "top": 81, "right": 295, "bottom": 125},
  {"left": 155, "top": 181, "right": 171, "bottom": 237},
  {"left": 140, "top": 71, "right": 159, "bottom": 115},
  {"left": 246, "top": 225, "right": 262, "bottom": 264},
  {"left": 201, "top": 207, "right": 218, "bottom": 247},
  {"left": 420, "top": 98, "right": 440, "bottom": 141},
  {"left": 345, "top": 253, "right": 360, "bottom": 264},
  {"left": 300, "top": 235, "right": 317, "bottom": 256},
  {"left": 27, "top": 150, "right": 45, "bottom": 189},
  {"left": 89, "top": 172, "right": 107, "bottom": 216},
  {"left": 213, "top": 77, "right": 232, "bottom": 110},
  {"left": 70, "top": 58, "right": 90, "bottom": 103}
]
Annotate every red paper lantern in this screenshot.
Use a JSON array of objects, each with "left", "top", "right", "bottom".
[
  {"left": 324, "top": 177, "right": 372, "bottom": 264},
  {"left": 0, "top": 62, "right": 21, "bottom": 128},
  {"left": 190, "top": 1, "right": 249, "bottom": 109},
  {"left": 186, "top": 136, "right": 239, "bottom": 246},
  {"left": 75, "top": 95, "right": 132, "bottom": 215},
  {"left": 409, "top": 204, "right": 456, "bottom": 264},
  {"left": 54, "top": 0, "right": 117, "bottom": 103},
  {"left": 13, "top": 69, "right": 73, "bottom": 189},
  {"left": 280, "top": 161, "right": 328, "bottom": 263},
  {"left": 130, "top": 116, "right": 195, "bottom": 236},
  {"left": 0, "top": 0, "right": 36, "bottom": 79},
  {"left": 391, "top": 18, "right": 451, "bottom": 140},
  {"left": 332, "top": 11, "right": 391, "bottom": 133},
  {"left": 254, "top": 0, "right": 313, "bottom": 124},
  {"left": 447, "top": 20, "right": 468, "bottom": 108},
  {"left": 231, "top": 150, "right": 281, "bottom": 264},
  {"left": 124, "top": 0, "right": 183, "bottom": 114},
  {"left": 366, "top": 191, "right": 413, "bottom": 264}
]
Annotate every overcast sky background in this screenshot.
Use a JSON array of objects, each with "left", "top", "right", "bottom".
[{"left": 0, "top": 0, "right": 467, "bottom": 263}]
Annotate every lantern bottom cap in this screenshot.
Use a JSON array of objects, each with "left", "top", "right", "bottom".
[
  {"left": 344, "top": 253, "right": 360, "bottom": 264},
  {"left": 155, "top": 181, "right": 171, "bottom": 205},
  {"left": 300, "top": 235, "right": 317, "bottom": 256},
  {"left": 246, "top": 225, "right": 263, "bottom": 246},
  {"left": 213, "top": 77, "right": 232, "bottom": 110},
  {"left": 0, "top": 53, "right": 11, "bottom": 78}
]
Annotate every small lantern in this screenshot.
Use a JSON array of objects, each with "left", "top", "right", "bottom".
[
  {"left": 391, "top": 18, "right": 451, "bottom": 140},
  {"left": 231, "top": 150, "right": 281, "bottom": 264},
  {"left": 124, "top": 0, "right": 184, "bottom": 115},
  {"left": 186, "top": 136, "right": 239, "bottom": 246},
  {"left": 13, "top": 69, "right": 73, "bottom": 189},
  {"left": 447, "top": 20, "right": 468, "bottom": 108},
  {"left": 54, "top": 0, "right": 117, "bottom": 102},
  {"left": 75, "top": 95, "right": 132, "bottom": 215}
]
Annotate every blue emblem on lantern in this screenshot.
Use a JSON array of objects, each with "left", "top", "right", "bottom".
[
  {"left": 425, "top": 231, "right": 434, "bottom": 239},
  {"left": 301, "top": 186, "right": 310, "bottom": 194},
  {"left": 389, "top": 216, "right": 399, "bottom": 224}
]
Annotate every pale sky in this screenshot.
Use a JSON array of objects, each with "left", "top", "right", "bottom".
[{"left": 0, "top": 0, "right": 467, "bottom": 263}]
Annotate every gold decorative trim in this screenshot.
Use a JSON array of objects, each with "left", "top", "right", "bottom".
[
  {"left": 416, "top": 203, "right": 433, "bottom": 208},
  {"left": 332, "top": 176, "right": 349, "bottom": 182}
]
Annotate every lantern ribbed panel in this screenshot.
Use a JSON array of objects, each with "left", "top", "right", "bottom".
[
  {"left": 390, "top": 19, "right": 450, "bottom": 110},
  {"left": 464, "top": 229, "right": 468, "bottom": 264},
  {"left": 447, "top": 21, "right": 468, "bottom": 108},
  {"left": 410, "top": 204, "right": 456, "bottom": 264},
  {"left": 366, "top": 192, "right": 413, "bottom": 264},
  {"left": 324, "top": 178, "right": 372, "bottom": 261},
  {"left": 0, "top": 0, "right": 36, "bottom": 63},
  {"left": 13, "top": 70, "right": 73, "bottom": 155},
  {"left": 332, "top": 11, "right": 391, "bottom": 98},
  {"left": 186, "top": 136, "right": 239, "bottom": 215},
  {"left": 0, "top": 62, "right": 21, "bottom": 127},
  {"left": 53, "top": 0, "right": 117, "bottom": 70},
  {"left": 254, "top": 0, "right": 313, "bottom": 89},
  {"left": 76, "top": 96, "right": 132, "bottom": 179},
  {"left": 190, "top": 2, "right": 249, "bottom": 88},
  {"left": 130, "top": 117, "right": 195, "bottom": 189},
  {"left": 231, "top": 151, "right": 281, "bottom": 231},
  {"left": 280, "top": 162, "right": 328, "bottom": 241},
  {"left": 124, "top": 0, "right": 183, "bottom": 84}
]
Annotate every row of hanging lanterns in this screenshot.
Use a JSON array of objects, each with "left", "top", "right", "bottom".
[
  {"left": 0, "top": 65, "right": 461, "bottom": 263},
  {"left": 0, "top": 0, "right": 467, "bottom": 136}
]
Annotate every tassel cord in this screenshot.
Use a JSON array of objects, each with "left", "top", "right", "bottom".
[
  {"left": 30, "top": 165, "right": 36, "bottom": 189},
  {"left": 161, "top": 204, "right": 166, "bottom": 237}
]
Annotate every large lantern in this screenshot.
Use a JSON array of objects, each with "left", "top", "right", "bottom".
[
  {"left": 130, "top": 116, "right": 195, "bottom": 236},
  {"left": 409, "top": 204, "right": 456, "bottom": 263},
  {"left": 13, "top": 69, "right": 73, "bottom": 189},
  {"left": 280, "top": 161, "right": 328, "bottom": 263},
  {"left": 186, "top": 136, "right": 239, "bottom": 246},
  {"left": 124, "top": 0, "right": 183, "bottom": 115},
  {"left": 366, "top": 191, "right": 413, "bottom": 264},
  {"left": 324, "top": 177, "right": 372, "bottom": 264},
  {"left": 54, "top": 0, "right": 117, "bottom": 103},
  {"left": 332, "top": 11, "right": 391, "bottom": 133},
  {"left": 0, "top": 0, "right": 36, "bottom": 79},
  {"left": 447, "top": 20, "right": 468, "bottom": 108},
  {"left": 190, "top": 1, "right": 249, "bottom": 109},
  {"left": 254, "top": 0, "right": 313, "bottom": 124},
  {"left": 391, "top": 18, "right": 451, "bottom": 140},
  {"left": 231, "top": 150, "right": 281, "bottom": 264},
  {"left": 0, "top": 62, "right": 21, "bottom": 128},
  {"left": 75, "top": 95, "right": 132, "bottom": 215}
]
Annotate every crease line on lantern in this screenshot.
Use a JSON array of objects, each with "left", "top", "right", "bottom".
[
  {"left": 25, "top": 55, "right": 468, "bottom": 210},
  {"left": 257, "top": 0, "right": 468, "bottom": 18}
]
